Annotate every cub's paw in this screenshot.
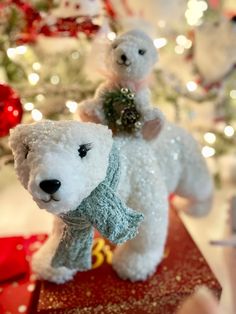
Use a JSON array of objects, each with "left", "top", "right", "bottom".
[{"left": 142, "top": 117, "right": 164, "bottom": 141}]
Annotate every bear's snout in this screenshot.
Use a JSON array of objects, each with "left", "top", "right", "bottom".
[
  {"left": 117, "top": 51, "right": 131, "bottom": 65},
  {"left": 39, "top": 179, "right": 61, "bottom": 195},
  {"left": 116, "top": 51, "right": 132, "bottom": 67}
]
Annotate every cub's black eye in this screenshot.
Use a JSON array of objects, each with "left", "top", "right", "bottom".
[
  {"left": 231, "top": 16, "right": 236, "bottom": 23},
  {"left": 24, "top": 144, "right": 30, "bottom": 159},
  {"left": 138, "top": 49, "right": 146, "bottom": 55},
  {"left": 112, "top": 43, "right": 118, "bottom": 49},
  {"left": 78, "top": 143, "right": 92, "bottom": 158}
]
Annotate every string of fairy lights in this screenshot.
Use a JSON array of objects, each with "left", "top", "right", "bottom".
[{"left": 5, "top": 41, "right": 83, "bottom": 122}]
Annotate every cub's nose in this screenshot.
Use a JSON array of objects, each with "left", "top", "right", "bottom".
[
  {"left": 39, "top": 179, "right": 61, "bottom": 194},
  {"left": 121, "top": 54, "right": 127, "bottom": 62}
]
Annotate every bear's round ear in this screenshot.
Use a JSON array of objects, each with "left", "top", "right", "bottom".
[
  {"left": 10, "top": 123, "right": 29, "bottom": 134},
  {"left": 8, "top": 124, "right": 30, "bottom": 151},
  {"left": 9, "top": 123, "right": 30, "bottom": 139}
]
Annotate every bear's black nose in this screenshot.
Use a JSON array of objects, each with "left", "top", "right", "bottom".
[
  {"left": 39, "top": 180, "right": 61, "bottom": 194},
  {"left": 121, "top": 54, "right": 127, "bottom": 62}
]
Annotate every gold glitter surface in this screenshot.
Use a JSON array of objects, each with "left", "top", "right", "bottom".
[
  {"left": 175, "top": 275, "right": 181, "bottom": 282},
  {"left": 32, "top": 209, "right": 221, "bottom": 314}
]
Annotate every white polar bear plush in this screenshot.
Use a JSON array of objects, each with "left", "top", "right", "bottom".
[
  {"left": 9, "top": 120, "right": 213, "bottom": 283},
  {"left": 78, "top": 29, "right": 165, "bottom": 141}
]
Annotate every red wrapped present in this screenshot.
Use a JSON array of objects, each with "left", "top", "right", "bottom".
[
  {"left": 0, "top": 237, "right": 28, "bottom": 282},
  {"left": 0, "top": 234, "right": 47, "bottom": 314},
  {"left": 30, "top": 209, "right": 221, "bottom": 314}
]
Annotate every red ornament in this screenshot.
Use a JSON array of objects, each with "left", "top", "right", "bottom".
[{"left": 0, "top": 84, "right": 23, "bottom": 137}]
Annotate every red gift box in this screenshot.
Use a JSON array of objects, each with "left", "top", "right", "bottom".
[
  {"left": 30, "top": 209, "right": 221, "bottom": 314},
  {"left": 0, "top": 235, "right": 47, "bottom": 314},
  {"left": 0, "top": 237, "right": 28, "bottom": 282}
]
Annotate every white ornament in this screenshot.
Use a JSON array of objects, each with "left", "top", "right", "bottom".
[{"left": 194, "top": 17, "right": 236, "bottom": 84}]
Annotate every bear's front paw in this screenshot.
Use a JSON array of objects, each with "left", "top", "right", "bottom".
[
  {"left": 142, "top": 117, "right": 164, "bottom": 141},
  {"left": 112, "top": 246, "right": 162, "bottom": 282},
  {"left": 32, "top": 251, "right": 76, "bottom": 284}
]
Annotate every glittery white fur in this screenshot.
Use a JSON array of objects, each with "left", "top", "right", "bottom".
[
  {"left": 194, "top": 17, "right": 236, "bottom": 84},
  {"left": 78, "top": 29, "right": 165, "bottom": 140},
  {"left": 9, "top": 120, "right": 213, "bottom": 284}
]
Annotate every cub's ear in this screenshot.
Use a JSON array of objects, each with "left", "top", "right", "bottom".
[{"left": 8, "top": 124, "right": 31, "bottom": 152}]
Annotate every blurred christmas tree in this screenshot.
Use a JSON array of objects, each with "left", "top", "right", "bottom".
[{"left": 0, "top": 0, "right": 236, "bottom": 185}]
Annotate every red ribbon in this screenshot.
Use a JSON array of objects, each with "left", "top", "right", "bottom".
[{"left": 103, "top": 0, "right": 117, "bottom": 19}]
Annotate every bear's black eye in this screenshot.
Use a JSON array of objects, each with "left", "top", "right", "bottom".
[
  {"left": 112, "top": 43, "right": 118, "bottom": 49},
  {"left": 138, "top": 49, "right": 146, "bottom": 55},
  {"left": 78, "top": 143, "right": 92, "bottom": 158},
  {"left": 24, "top": 144, "right": 30, "bottom": 159}
]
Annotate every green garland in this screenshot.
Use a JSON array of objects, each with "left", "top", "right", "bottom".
[{"left": 102, "top": 88, "right": 142, "bottom": 134}]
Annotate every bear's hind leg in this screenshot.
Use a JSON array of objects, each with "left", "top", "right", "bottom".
[{"left": 175, "top": 153, "right": 214, "bottom": 217}]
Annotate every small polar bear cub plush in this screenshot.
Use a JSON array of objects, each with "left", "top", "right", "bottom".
[
  {"left": 9, "top": 120, "right": 213, "bottom": 283},
  {"left": 78, "top": 29, "right": 164, "bottom": 140}
]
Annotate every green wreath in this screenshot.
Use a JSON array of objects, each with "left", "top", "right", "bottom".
[{"left": 102, "top": 88, "right": 142, "bottom": 134}]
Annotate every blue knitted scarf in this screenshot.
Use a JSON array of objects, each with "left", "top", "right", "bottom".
[{"left": 51, "top": 144, "right": 144, "bottom": 270}]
